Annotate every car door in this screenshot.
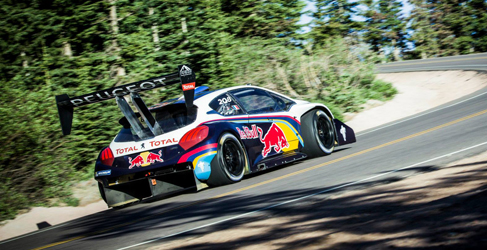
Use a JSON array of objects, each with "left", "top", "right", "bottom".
[{"left": 230, "top": 88, "right": 303, "bottom": 168}]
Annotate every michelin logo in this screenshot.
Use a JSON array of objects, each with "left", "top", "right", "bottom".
[{"left": 96, "top": 170, "right": 111, "bottom": 177}]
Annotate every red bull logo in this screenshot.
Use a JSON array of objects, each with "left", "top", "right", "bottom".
[
  {"left": 257, "top": 123, "right": 289, "bottom": 157},
  {"left": 146, "top": 150, "right": 163, "bottom": 164},
  {"left": 128, "top": 150, "right": 164, "bottom": 169},
  {"left": 236, "top": 125, "right": 259, "bottom": 139},
  {"left": 128, "top": 155, "right": 144, "bottom": 169}
]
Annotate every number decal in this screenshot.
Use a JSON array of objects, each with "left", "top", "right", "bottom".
[{"left": 218, "top": 96, "right": 232, "bottom": 105}]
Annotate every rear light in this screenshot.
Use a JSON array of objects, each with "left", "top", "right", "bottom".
[
  {"left": 100, "top": 147, "right": 114, "bottom": 166},
  {"left": 179, "top": 126, "right": 209, "bottom": 150}
]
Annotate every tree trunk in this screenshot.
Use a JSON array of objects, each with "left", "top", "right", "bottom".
[
  {"left": 21, "top": 51, "right": 28, "bottom": 68},
  {"left": 107, "top": 0, "right": 125, "bottom": 77},
  {"left": 181, "top": 17, "right": 188, "bottom": 33},
  {"left": 62, "top": 41, "right": 73, "bottom": 58},
  {"left": 421, "top": 51, "right": 427, "bottom": 59},
  {"left": 149, "top": 8, "right": 160, "bottom": 51},
  {"left": 392, "top": 39, "right": 401, "bottom": 61},
  {"left": 181, "top": 17, "right": 189, "bottom": 55}
]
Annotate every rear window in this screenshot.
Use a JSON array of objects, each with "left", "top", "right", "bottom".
[
  {"left": 231, "top": 88, "right": 276, "bottom": 114},
  {"left": 115, "top": 104, "right": 197, "bottom": 142},
  {"left": 153, "top": 104, "right": 197, "bottom": 132},
  {"left": 209, "top": 93, "right": 244, "bottom": 116}
]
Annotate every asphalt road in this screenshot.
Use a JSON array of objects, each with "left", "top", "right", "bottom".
[
  {"left": 377, "top": 52, "right": 487, "bottom": 73},
  {"left": 2, "top": 55, "right": 487, "bottom": 250}
]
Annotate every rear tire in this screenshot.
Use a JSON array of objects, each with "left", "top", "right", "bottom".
[
  {"left": 301, "top": 109, "right": 335, "bottom": 158},
  {"left": 207, "top": 133, "right": 248, "bottom": 187}
]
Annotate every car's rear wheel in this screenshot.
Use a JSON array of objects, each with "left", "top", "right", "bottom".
[
  {"left": 301, "top": 109, "right": 335, "bottom": 158},
  {"left": 207, "top": 133, "right": 248, "bottom": 187}
]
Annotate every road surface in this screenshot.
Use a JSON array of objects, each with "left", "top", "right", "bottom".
[{"left": 377, "top": 52, "right": 487, "bottom": 73}]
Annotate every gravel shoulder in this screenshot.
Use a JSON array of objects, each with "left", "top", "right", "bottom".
[{"left": 1, "top": 70, "right": 486, "bottom": 242}]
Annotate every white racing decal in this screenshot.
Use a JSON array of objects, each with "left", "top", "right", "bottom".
[
  {"left": 112, "top": 138, "right": 179, "bottom": 157},
  {"left": 197, "top": 161, "right": 207, "bottom": 172},
  {"left": 217, "top": 103, "right": 237, "bottom": 116},
  {"left": 340, "top": 125, "right": 347, "bottom": 141},
  {"left": 70, "top": 81, "right": 163, "bottom": 106},
  {"left": 180, "top": 65, "right": 192, "bottom": 76},
  {"left": 218, "top": 96, "right": 232, "bottom": 105}
]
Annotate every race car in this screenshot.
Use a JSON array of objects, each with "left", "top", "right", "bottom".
[{"left": 56, "top": 65, "right": 356, "bottom": 207}]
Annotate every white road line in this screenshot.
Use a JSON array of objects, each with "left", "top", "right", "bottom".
[
  {"left": 357, "top": 90, "right": 487, "bottom": 137},
  {"left": 117, "top": 141, "right": 487, "bottom": 250},
  {"left": 380, "top": 64, "right": 487, "bottom": 69},
  {"left": 380, "top": 53, "right": 487, "bottom": 66}
]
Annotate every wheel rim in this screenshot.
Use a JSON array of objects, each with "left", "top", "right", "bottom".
[
  {"left": 316, "top": 115, "right": 334, "bottom": 150},
  {"left": 222, "top": 139, "right": 244, "bottom": 178}
]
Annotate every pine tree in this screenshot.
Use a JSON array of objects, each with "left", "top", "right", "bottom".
[
  {"left": 408, "top": 0, "right": 440, "bottom": 58},
  {"left": 220, "top": 0, "right": 305, "bottom": 39},
  {"left": 408, "top": 0, "right": 487, "bottom": 57},
  {"left": 361, "top": 0, "right": 406, "bottom": 61},
  {"left": 310, "top": 0, "right": 361, "bottom": 45},
  {"left": 468, "top": 0, "right": 487, "bottom": 52}
]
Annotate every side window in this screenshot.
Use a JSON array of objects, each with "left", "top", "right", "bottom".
[
  {"left": 209, "top": 93, "right": 243, "bottom": 116},
  {"left": 268, "top": 92, "right": 295, "bottom": 111},
  {"left": 231, "top": 88, "right": 277, "bottom": 114}
]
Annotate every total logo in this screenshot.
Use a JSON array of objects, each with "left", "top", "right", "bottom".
[
  {"left": 182, "top": 82, "right": 195, "bottom": 91},
  {"left": 115, "top": 138, "right": 178, "bottom": 156},
  {"left": 128, "top": 150, "right": 164, "bottom": 169}
]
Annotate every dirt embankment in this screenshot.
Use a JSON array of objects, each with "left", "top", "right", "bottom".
[
  {"left": 1, "top": 70, "right": 486, "bottom": 243},
  {"left": 347, "top": 70, "right": 487, "bottom": 132}
]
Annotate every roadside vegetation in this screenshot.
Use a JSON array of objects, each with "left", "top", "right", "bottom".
[{"left": 0, "top": 0, "right": 485, "bottom": 221}]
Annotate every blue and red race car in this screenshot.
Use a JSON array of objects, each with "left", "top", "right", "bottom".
[{"left": 56, "top": 65, "right": 356, "bottom": 207}]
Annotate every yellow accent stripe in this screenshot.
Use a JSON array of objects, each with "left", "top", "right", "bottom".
[
  {"left": 381, "top": 56, "right": 487, "bottom": 67},
  {"left": 192, "top": 151, "right": 217, "bottom": 169},
  {"left": 34, "top": 108, "right": 487, "bottom": 249}
]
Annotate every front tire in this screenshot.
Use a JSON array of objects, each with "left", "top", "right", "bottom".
[
  {"left": 207, "top": 133, "right": 248, "bottom": 187},
  {"left": 301, "top": 109, "right": 335, "bottom": 158}
]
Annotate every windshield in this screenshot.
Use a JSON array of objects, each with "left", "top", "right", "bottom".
[{"left": 115, "top": 103, "right": 197, "bottom": 142}]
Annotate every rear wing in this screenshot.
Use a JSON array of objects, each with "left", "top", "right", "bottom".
[{"left": 56, "top": 65, "right": 196, "bottom": 136}]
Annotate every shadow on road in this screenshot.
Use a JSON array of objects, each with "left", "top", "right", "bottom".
[{"left": 28, "top": 160, "right": 487, "bottom": 249}]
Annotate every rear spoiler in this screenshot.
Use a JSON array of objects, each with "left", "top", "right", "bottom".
[{"left": 56, "top": 65, "right": 196, "bottom": 136}]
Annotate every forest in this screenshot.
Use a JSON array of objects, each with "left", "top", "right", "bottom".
[{"left": 0, "top": 0, "right": 485, "bottom": 220}]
